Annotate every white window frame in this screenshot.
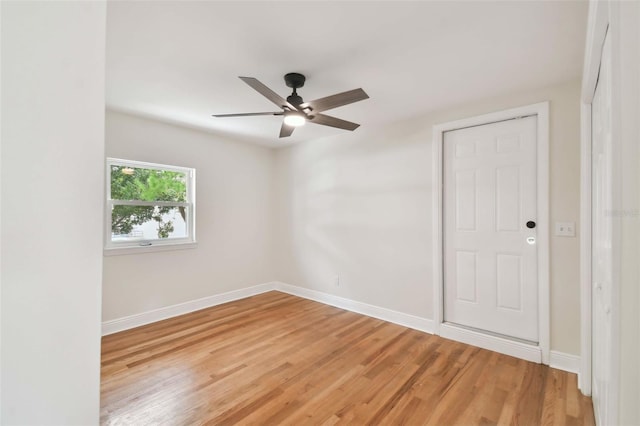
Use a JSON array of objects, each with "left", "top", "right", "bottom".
[{"left": 104, "top": 158, "right": 196, "bottom": 255}]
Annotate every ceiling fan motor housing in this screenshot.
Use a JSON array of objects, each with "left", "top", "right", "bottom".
[
  {"left": 286, "top": 94, "right": 304, "bottom": 107},
  {"left": 284, "top": 72, "right": 305, "bottom": 89}
]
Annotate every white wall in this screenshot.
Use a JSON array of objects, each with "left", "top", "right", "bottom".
[
  {"left": 275, "top": 79, "right": 582, "bottom": 355},
  {"left": 1, "top": 2, "right": 105, "bottom": 424},
  {"left": 103, "top": 111, "right": 276, "bottom": 321}
]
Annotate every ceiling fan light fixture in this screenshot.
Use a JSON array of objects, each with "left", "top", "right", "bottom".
[
  {"left": 283, "top": 112, "right": 306, "bottom": 127},
  {"left": 213, "top": 74, "right": 368, "bottom": 138}
]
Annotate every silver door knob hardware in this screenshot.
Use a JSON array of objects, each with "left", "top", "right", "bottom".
[{"left": 526, "top": 237, "right": 536, "bottom": 245}]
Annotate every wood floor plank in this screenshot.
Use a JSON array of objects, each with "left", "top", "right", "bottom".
[{"left": 101, "top": 291, "right": 595, "bottom": 425}]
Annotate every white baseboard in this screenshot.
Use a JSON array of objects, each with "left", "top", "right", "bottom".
[
  {"left": 437, "top": 323, "right": 582, "bottom": 376},
  {"left": 101, "top": 282, "right": 277, "bottom": 335},
  {"left": 439, "top": 323, "right": 542, "bottom": 363},
  {"left": 273, "top": 282, "right": 435, "bottom": 334},
  {"left": 101, "top": 281, "right": 434, "bottom": 336},
  {"left": 101, "top": 281, "right": 580, "bottom": 378},
  {"left": 549, "top": 350, "right": 581, "bottom": 375}
]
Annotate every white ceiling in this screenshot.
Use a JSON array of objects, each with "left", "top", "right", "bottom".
[{"left": 106, "top": 1, "right": 588, "bottom": 147}]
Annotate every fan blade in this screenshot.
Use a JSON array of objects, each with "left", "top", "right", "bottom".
[
  {"left": 309, "top": 113, "right": 360, "bottom": 131},
  {"left": 239, "top": 77, "right": 297, "bottom": 111},
  {"left": 212, "top": 112, "right": 283, "bottom": 118},
  {"left": 299, "top": 88, "right": 369, "bottom": 113},
  {"left": 279, "top": 122, "right": 295, "bottom": 138}
]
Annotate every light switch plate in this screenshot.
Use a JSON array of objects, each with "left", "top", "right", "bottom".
[{"left": 555, "top": 222, "right": 576, "bottom": 237}]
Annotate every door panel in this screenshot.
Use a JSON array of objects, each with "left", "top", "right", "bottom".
[
  {"left": 496, "top": 166, "right": 520, "bottom": 231},
  {"left": 443, "top": 116, "right": 538, "bottom": 342},
  {"left": 591, "top": 29, "right": 613, "bottom": 426},
  {"left": 455, "top": 170, "right": 477, "bottom": 231},
  {"left": 496, "top": 254, "right": 522, "bottom": 311},
  {"left": 455, "top": 250, "right": 477, "bottom": 302}
]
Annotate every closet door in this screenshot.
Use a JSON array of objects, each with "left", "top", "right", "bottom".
[
  {"left": 591, "top": 29, "right": 614, "bottom": 426},
  {"left": 443, "top": 116, "right": 538, "bottom": 342}
]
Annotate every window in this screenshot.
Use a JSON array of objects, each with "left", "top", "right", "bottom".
[{"left": 105, "top": 158, "right": 196, "bottom": 253}]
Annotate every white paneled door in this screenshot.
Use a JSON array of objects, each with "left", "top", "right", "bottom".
[
  {"left": 591, "top": 29, "right": 613, "bottom": 426},
  {"left": 443, "top": 116, "right": 538, "bottom": 342}
]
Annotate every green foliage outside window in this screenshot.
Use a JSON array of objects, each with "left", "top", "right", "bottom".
[{"left": 111, "top": 166, "right": 187, "bottom": 239}]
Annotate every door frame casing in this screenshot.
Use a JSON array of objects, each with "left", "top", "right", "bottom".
[
  {"left": 432, "top": 102, "right": 550, "bottom": 364},
  {"left": 579, "top": 0, "right": 610, "bottom": 398}
]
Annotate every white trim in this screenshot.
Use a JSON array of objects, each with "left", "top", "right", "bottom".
[
  {"left": 579, "top": 0, "right": 614, "bottom": 401},
  {"left": 536, "top": 104, "right": 551, "bottom": 365},
  {"left": 582, "top": 1, "right": 609, "bottom": 103},
  {"left": 607, "top": 4, "right": 622, "bottom": 422},
  {"left": 550, "top": 350, "right": 581, "bottom": 375},
  {"left": 103, "top": 241, "right": 198, "bottom": 256},
  {"left": 579, "top": 102, "right": 593, "bottom": 395},
  {"left": 579, "top": 0, "right": 609, "bottom": 399},
  {"left": 440, "top": 323, "right": 541, "bottom": 363},
  {"left": 106, "top": 157, "right": 194, "bottom": 174},
  {"left": 104, "top": 157, "right": 197, "bottom": 251},
  {"left": 101, "top": 282, "right": 276, "bottom": 335},
  {"left": 100, "top": 280, "right": 581, "bottom": 376},
  {"left": 101, "top": 281, "right": 435, "bottom": 336},
  {"left": 432, "top": 102, "right": 550, "bottom": 364},
  {"left": 110, "top": 200, "right": 190, "bottom": 208},
  {"left": 274, "top": 282, "right": 435, "bottom": 334},
  {"left": 432, "top": 122, "right": 444, "bottom": 337}
]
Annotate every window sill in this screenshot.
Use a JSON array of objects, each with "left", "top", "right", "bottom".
[{"left": 103, "top": 241, "right": 198, "bottom": 256}]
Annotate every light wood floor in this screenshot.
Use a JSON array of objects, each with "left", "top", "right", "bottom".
[{"left": 101, "top": 291, "right": 594, "bottom": 425}]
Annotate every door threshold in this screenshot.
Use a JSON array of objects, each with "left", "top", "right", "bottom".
[
  {"left": 444, "top": 322, "right": 538, "bottom": 346},
  {"left": 439, "top": 322, "right": 543, "bottom": 364}
]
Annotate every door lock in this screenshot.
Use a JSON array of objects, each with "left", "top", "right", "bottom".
[{"left": 526, "top": 221, "right": 536, "bottom": 229}]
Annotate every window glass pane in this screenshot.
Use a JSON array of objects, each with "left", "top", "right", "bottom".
[
  {"left": 111, "top": 205, "right": 188, "bottom": 242},
  {"left": 110, "top": 165, "right": 187, "bottom": 202}
]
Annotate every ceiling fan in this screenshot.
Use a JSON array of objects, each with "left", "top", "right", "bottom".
[{"left": 212, "top": 73, "right": 369, "bottom": 138}]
